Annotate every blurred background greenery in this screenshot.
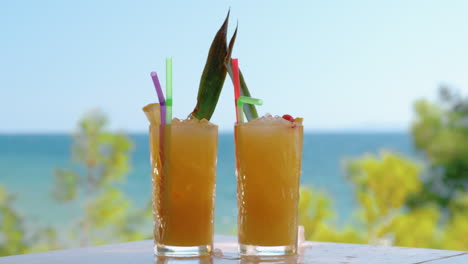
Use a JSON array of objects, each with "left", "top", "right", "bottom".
[
  {"left": 1, "top": 86, "right": 467, "bottom": 256},
  {"left": 300, "top": 86, "right": 468, "bottom": 251}
]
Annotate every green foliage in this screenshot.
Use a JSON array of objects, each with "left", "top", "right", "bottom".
[
  {"left": 410, "top": 86, "right": 468, "bottom": 208},
  {"left": 0, "top": 186, "right": 60, "bottom": 256},
  {"left": 279, "top": 153, "right": 436, "bottom": 247},
  {"left": 300, "top": 150, "right": 468, "bottom": 250},
  {"left": 27, "top": 228, "right": 62, "bottom": 254},
  {"left": 53, "top": 109, "right": 151, "bottom": 247},
  {"left": 298, "top": 187, "right": 364, "bottom": 244},
  {"left": 443, "top": 193, "right": 468, "bottom": 250},
  {"left": 52, "top": 169, "right": 78, "bottom": 201},
  {"left": 378, "top": 206, "right": 441, "bottom": 248},
  {"left": 299, "top": 152, "right": 438, "bottom": 247},
  {"left": 299, "top": 187, "right": 334, "bottom": 232},
  {"left": 69, "top": 110, "right": 131, "bottom": 189},
  {"left": 82, "top": 188, "right": 149, "bottom": 245},
  {"left": 0, "top": 186, "right": 27, "bottom": 256},
  {"left": 0, "top": 109, "right": 151, "bottom": 256},
  {"left": 347, "top": 152, "right": 422, "bottom": 239},
  {"left": 346, "top": 152, "right": 451, "bottom": 248}
]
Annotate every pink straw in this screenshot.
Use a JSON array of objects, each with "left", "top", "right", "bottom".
[
  {"left": 232, "top": 59, "right": 241, "bottom": 124},
  {"left": 150, "top": 72, "right": 166, "bottom": 125}
]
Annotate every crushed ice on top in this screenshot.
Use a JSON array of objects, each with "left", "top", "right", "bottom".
[
  {"left": 244, "top": 113, "right": 293, "bottom": 126},
  {"left": 172, "top": 117, "right": 217, "bottom": 127}
]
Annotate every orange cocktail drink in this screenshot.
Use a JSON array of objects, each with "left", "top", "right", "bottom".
[
  {"left": 146, "top": 103, "right": 218, "bottom": 257},
  {"left": 235, "top": 115, "right": 303, "bottom": 256}
]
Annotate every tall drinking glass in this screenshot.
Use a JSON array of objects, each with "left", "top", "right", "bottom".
[
  {"left": 149, "top": 116, "right": 218, "bottom": 257},
  {"left": 234, "top": 116, "right": 303, "bottom": 256}
]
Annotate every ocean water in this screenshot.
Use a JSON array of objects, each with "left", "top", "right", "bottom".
[{"left": 0, "top": 133, "right": 416, "bottom": 234}]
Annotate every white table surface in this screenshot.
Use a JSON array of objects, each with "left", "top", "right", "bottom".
[{"left": 1, "top": 235, "right": 467, "bottom": 264}]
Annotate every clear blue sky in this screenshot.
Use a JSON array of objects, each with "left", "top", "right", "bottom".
[{"left": 2, "top": 0, "right": 468, "bottom": 133}]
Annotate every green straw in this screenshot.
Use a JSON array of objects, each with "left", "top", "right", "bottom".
[
  {"left": 237, "top": 96, "right": 263, "bottom": 124},
  {"left": 166, "top": 58, "right": 173, "bottom": 124}
]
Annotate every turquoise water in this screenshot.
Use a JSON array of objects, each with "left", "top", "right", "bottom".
[{"left": 0, "top": 133, "right": 415, "bottom": 234}]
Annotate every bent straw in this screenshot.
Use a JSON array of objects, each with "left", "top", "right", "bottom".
[
  {"left": 237, "top": 96, "right": 263, "bottom": 124},
  {"left": 166, "top": 58, "right": 173, "bottom": 124},
  {"left": 232, "top": 58, "right": 241, "bottom": 123},
  {"left": 150, "top": 72, "right": 166, "bottom": 125}
]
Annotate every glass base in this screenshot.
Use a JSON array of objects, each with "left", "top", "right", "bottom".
[
  {"left": 154, "top": 244, "right": 212, "bottom": 257},
  {"left": 239, "top": 244, "right": 296, "bottom": 256}
]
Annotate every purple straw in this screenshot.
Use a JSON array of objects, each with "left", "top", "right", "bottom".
[{"left": 150, "top": 72, "right": 166, "bottom": 125}]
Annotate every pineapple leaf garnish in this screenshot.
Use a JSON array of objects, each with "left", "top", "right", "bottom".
[
  {"left": 191, "top": 11, "right": 258, "bottom": 122},
  {"left": 191, "top": 11, "right": 233, "bottom": 120}
]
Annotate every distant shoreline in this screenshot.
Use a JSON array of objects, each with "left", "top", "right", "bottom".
[{"left": 0, "top": 130, "right": 409, "bottom": 136}]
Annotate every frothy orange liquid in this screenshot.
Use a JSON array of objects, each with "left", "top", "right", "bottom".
[
  {"left": 150, "top": 122, "right": 218, "bottom": 246},
  {"left": 235, "top": 123, "right": 303, "bottom": 246}
]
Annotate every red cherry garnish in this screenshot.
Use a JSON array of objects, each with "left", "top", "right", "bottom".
[{"left": 282, "top": 114, "right": 294, "bottom": 122}]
